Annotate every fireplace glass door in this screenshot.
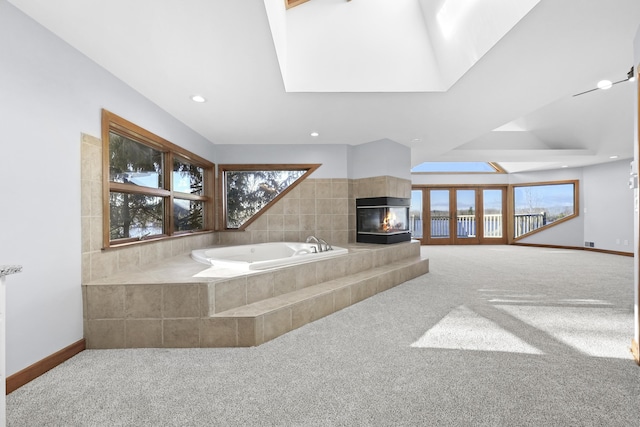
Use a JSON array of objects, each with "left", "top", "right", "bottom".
[{"left": 356, "top": 197, "right": 411, "bottom": 244}]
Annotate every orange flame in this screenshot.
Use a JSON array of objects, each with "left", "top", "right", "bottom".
[{"left": 381, "top": 211, "right": 397, "bottom": 232}]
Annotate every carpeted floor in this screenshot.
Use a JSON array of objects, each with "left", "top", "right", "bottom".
[{"left": 7, "top": 245, "right": 640, "bottom": 426}]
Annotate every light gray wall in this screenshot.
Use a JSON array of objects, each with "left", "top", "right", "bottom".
[
  {"left": 506, "top": 167, "right": 584, "bottom": 185},
  {"left": 349, "top": 139, "right": 411, "bottom": 180},
  {"left": 0, "top": 1, "right": 216, "bottom": 376},
  {"left": 217, "top": 138, "right": 412, "bottom": 181},
  {"left": 582, "top": 160, "right": 634, "bottom": 251},
  {"left": 215, "top": 144, "right": 350, "bottom": 179}
]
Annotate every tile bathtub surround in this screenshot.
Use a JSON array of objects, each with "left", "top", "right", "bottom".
[
  {"left": 83, "top": 241, "right": 427, "bottom": 348},
  {"left": 84, "top": 282, "right": 209, "bottom": 348}
]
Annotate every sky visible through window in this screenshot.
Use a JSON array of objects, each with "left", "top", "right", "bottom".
[
  {"left": 411, "top": 162, "right": 498, "bottom": 173},
  {"left": 411, "top": 184, "right": 574, "bottom": 216},
  {"left": 514, "top": 183, "right": 574, "bottom": 213}
]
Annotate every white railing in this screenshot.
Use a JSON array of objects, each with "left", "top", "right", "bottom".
[
  {"left": 411, "top": 214, "right": 504, "bottom": 239},
  {"left": 431, "top": 216, "right": 450, "bottom": 237},
  {"left": 483, "top": 214, "right": 503, "bottom": 238},
  {"left": 409, "top": 215, "right": 423, "bottom": 238},
  {"left": 456, "top": 214, "right": 476, "bottom": 237},
  {"left": 514, "top": 213, "right": 546, "bottom": 238}
]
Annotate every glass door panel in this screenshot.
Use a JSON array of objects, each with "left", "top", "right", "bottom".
[
  {"left": 410, "top": 190, "right": 423, "bottom": 239},
  {"left": 483, "top": 189, "right": 503, "bottom": 239},
  {"left": 429, "top": 189, "right": 450, "bottom": 240},
  {"left": 415, "top": 186, "right": 506, "bottom": 245},
  {"left": 456, "top": 189, "right": 476, "bottom": 239}
]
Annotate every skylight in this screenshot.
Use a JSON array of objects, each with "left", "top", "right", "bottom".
[
  {"left": 437, "top": 0, "right": 480, "bottom": 39},
  {"left": 264, "top": 0, "right": 541, "bottom": 92},
  {"left": 411, "top": 162, "right": 503, "bottom": 173}
]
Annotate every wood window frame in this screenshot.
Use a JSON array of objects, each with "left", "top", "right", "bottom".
[
  {"left": 509, "top": 179, "right": 579, "bottom": 242},
  {"left": 101, "top": 109, "right": 215, "bottom": 248},
  {"left": 285, "top": 0, "right": 310, "bottom": 10},
  {"left": 218, "top": 163, "right": 320, "bottom": 231}
]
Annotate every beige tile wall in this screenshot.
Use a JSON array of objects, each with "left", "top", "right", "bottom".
[
  {"left": 219, "top": 178, "right": 354, "bottom": 246},
  {"left": 354, "top": 175, "right": 412, "bottom": 200},
  {"left": 84, "top": 282, "right": 209, "bottom": 348}
]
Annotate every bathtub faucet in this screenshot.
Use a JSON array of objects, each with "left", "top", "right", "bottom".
[
  {"left": 305, "top": 235, "right": 332, "bottom": 252},
  {"left": 318, "top": 238, "right": 332, "bottom": 252},
  {"left": 306, "top": 235, "right": 322, "bottom": 252}
]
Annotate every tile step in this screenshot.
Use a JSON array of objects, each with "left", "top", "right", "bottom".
[{"left": 206, "top": 256, "right": 429, "bottom": 347}]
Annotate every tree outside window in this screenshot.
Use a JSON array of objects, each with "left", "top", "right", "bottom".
[
  {"left": 220, "top": 164, "right": 320, "bottom": 229},
  {"left": 102, "top": 110, "right": 214, "bottom": 247}
]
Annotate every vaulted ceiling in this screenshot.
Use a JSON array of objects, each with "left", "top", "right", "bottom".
[{"left": 8, "top": 0, "right": 640, "bottom": 172}]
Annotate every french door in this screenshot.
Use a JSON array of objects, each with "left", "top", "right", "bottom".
[{"left": 410, "top": 186, "right": 506, "bottom": 245}]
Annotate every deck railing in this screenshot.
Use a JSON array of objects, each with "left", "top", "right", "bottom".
[
  {"left": 431, "top": 216, "right": 450, "bottom": 237},
  {"left": 514, "top": 212, "right": 546, "bottom": 238},
  {"left": 410, "top": 214, "right": 504, "bottom": 239},
  {"left": 410, "top": 215, "right": 423, "bottom": 238},
  {"left": 411, "top": 212, "right": 549, "bottom": 239},
  {"left": 482, "top": 214, "right": 503, "bottom": 238},
  {"left": 456, "top": 214, "right": 476, "bottom": 237}
]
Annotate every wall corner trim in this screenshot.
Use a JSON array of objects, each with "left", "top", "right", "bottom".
[{"left": 6, "top": 339, "right": 86, "bottom": 394}]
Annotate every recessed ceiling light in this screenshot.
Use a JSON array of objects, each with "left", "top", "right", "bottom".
[
  {"left": 597, "top": 80, "right": 613, "bottom": 90},
  {"left": 561, "top": 165, "right": 569, "bottom": 168},
  {"left": 411, "top": 138, "right": 422, "bottom": 143},
  {"left": 191, "top": 95, "right": 206, "bottom": 103},
  {"left": 310, "top": 132, "right": 319, "bottom": 137},
  {"left": 609, "top": 155, "right": 619, "bottom": 159}
]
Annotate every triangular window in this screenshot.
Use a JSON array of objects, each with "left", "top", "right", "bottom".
[{"left": 220, "top": 164, "right": 320, "bottom": 229}]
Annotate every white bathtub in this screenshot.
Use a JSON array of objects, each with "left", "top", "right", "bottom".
[{"left": 191, "top": 242, "right": 349, "bottom": 271}]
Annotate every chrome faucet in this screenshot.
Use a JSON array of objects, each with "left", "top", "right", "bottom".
[
  {"left": 317, "top": 237, "right": 332, "bottom": 252},
  {"left": 306, "top": 235, "right": 323, "bottom": 252},
  {"left": 305, "top": 235, "right": 332, "bottom": 252}
]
